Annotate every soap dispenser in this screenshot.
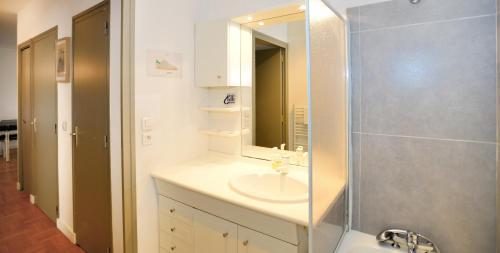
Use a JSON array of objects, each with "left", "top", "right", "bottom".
[
  {"left": 271, "top": 147, "right": 282, "bottom": 170},
  {"left": 279, "top": 144, "right": 290, "bottom": 174}
]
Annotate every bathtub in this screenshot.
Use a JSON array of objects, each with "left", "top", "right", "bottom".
[{"left": 337, "top": 230, "right": 403, "bottom": 253}]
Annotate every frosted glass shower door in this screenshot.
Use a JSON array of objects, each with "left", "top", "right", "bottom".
[{"left": 308, "top": 0, "right": 349, "bottom": 252}]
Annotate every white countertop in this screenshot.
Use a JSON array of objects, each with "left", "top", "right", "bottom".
[{"left": 151, "top": 152, "right": 310, "bottom": 226}]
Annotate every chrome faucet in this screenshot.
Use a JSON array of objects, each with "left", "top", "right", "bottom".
[
  {"left": 406, "top": 231, "right": 418, "bottom": 253},
  {"left": 376, "top": 229, "right": 440, "bottom": 253}
]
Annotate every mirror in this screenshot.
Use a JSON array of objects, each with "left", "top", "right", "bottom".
[{"left": 235, "top": 3, "right": 309, "bottom": 166}]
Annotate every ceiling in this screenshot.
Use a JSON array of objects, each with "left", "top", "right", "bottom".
[{"left": 0, "top": 0, "right": 32, "bottom": 14}]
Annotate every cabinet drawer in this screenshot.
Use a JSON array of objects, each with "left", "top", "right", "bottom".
[
  {"left": 238, "top": 226, "right": 298, "bottom": 253},
  {"left": 194, "top": 210, "right": 237, "bottom": 253},
  {"left": 159, "top": 196, "right": 194, "bottom": 225},
  {"left": 169, "top": 218, "right": 194, "bottom": 244},
  {"left": 160, "top": 230, "right": 194, "bottom": 253}
]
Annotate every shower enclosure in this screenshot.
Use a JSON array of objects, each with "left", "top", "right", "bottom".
[{"left": 307, "top": 0, "right": 350, "bottom": 252}]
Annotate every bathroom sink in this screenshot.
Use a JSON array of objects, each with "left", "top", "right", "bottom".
[{"left": 228, "top": 171, "right": 308, "bottom": 203}]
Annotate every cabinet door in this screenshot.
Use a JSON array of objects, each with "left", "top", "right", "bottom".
[
  {"left": 238, "top": 227, "right": 298, "bottom": 253},
  {"left": 195, "top": 20, "right": 228, "bottom": 87},
  {"left": 193, "top": 210, "right": 237, "bottom": 253}
]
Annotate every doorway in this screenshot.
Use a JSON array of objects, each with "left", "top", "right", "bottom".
[
  {"left": 18, "top": 44, "right": 32, "bottom": 194},
  {"left": 254, "top": 35, "right": 287, "bottom": 149},
  {"left": 72, "top": 2, "right": 112, "bottom": 252}
]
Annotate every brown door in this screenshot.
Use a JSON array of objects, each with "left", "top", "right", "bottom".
[
  {"left": 72, "top": 2, "right": 112, "bottom": 252},
  {"left": 19, "top": 46, "right": 33, "bottom": 194},
  {"left": 32, "top": 28, "right": 59, "bottom": 222},
  {"left": 255, "top": 47, "right": 286, "bottom": 148}
]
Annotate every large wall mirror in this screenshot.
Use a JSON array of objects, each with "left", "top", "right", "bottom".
[{"left": 235, "top": 3, "right": 309, "bottom": 166}]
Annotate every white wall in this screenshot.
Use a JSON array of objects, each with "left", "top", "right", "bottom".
[
  {"left": 134, "top": 0, "right": 209, "bottom": 252},
  {"left": 198, "top": 0, "right": 297, "bottom": 21},
  {"left": 0, "top": 47, "right": 18, "bottom": 120},
  {"left": 256, "top": 23, "right": 289, "bottom": 42},
  {"left": 0, "top": 12, "right": 18, "bottom": 120},
  {"left": 17, "top": 0, "right": 123, "bottom": 252}
]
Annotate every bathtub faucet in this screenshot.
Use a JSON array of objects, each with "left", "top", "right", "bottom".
[
  {"left": 376, "top": 229, "right": 440, "bottom": 253},
  {"left": 406, "top": 231, "right": 418, "bottom": 253}
]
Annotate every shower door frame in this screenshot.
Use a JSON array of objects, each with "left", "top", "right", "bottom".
[{"left": 306, "top": 0, "right": 353, "bottom": 252}]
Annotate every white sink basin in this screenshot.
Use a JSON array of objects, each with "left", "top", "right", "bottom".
[{"left": 228, "top": 171, "right": 308, "bottom": 203}]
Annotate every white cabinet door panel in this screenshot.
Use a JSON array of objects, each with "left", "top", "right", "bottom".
[
  {"left": 159, "top": 196, "right": 195, "bottom": 225},
  {"left": 238, "top": 226, "right": 298, "bottom": 253},
  {"left": 194, "top": 210, "right": 237, "bottom": 253}
]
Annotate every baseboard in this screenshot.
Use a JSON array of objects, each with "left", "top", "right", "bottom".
[
  {"left": 29, "top": 194, "right": 35, "bottom": 204},
  {"left": 56, "top": 219, "right": 77, "bottom": 244},
  {"left": 16, "top": 182, "right": 21, "bottom": 191}
]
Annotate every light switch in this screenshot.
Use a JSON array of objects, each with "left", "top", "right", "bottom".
[
  {"left": 142, "top": 133, "right": 153, "bottom": 146},
  {"left": 142, "top": 117, "right": 153, "bottom": 131}
]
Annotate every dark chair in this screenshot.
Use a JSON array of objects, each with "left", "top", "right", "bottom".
[{"left": 0, "top": 134, "right": 4, "bottom": 156}]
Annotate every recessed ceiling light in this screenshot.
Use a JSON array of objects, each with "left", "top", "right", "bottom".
[
  {"left": 247, "top": 16, "right": 253, "bottom": 21},
  {"left": 299, "top": 4, "right": 306, "bottom": 11},
  {"left": 258, "top": 21, "right": 264, "bottom": 26}
]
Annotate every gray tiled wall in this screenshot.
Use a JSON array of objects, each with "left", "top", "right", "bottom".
[{"left": 348, "top": 0, "right": 498, "bottom": 252}]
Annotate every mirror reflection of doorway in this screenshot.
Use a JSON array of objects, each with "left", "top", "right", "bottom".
[{"left": 254, "top": 35, "right": 287, "bottom": 149}]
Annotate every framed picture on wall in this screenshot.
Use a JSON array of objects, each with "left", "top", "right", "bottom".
[{"left": 55, "top": 37, "right": 71, "bottom": 82}]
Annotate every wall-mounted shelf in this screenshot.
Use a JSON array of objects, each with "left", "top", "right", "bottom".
[
  {"left": 200, "top": 107, "right": 250, "bottom": 113},
  {"left": 200, "top": 129, "right": 250, "bottom": 137}
]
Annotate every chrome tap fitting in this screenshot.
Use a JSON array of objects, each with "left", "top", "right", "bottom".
[{"left": 376, "top": 229, "right": 440, "bottom": 253}]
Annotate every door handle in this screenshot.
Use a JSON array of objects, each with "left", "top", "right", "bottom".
[
  {"left": 31, "top": 118, "right": 37, "bottom": 133},
  {"left": 72, "top": 126, "right": 79, "bottom": 147}
]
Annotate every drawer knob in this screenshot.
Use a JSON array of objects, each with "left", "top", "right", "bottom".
[
  {"left": 243, "top": 240, "right": 249, "bottom": 246},
  {"left": 170, "top": 227, "right": 176, "bottom": 232},
  {"left": 222, "top": 232, "right": 228, "bottom": 238},
  {"left": 171, "top": 246, "right": 176, "bottom": 251},
  {"left": 169, "top": 208, "right": 176, "bottom": 213}
]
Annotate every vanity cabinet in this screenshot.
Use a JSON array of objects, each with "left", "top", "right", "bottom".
[{"left": 159, "top": 196, "right": 300, "bottom": 253}]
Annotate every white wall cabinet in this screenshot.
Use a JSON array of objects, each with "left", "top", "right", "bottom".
[
  {"left": 195, "top": 20, "right": 241, "bottom": 87},
  {"left": 159, "top": 196, "right": 299, "bottom": 253}
]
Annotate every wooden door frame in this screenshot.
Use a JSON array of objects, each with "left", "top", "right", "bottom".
[
  {"left": 121, "top": 0, "right": 138, "bottom": 252},
  {"left": 17, "top": 26, "right": 59, "bottom": 209},
  {"left": 66, "top": 0, "right": 138, "bottom": 251},
  {"left": 17, "top": 39, "right": 32, "bottom": 191},
  {"left": 252, "top": 31, "right": 289, "bottom": 148},
  {"left": 71, "top": 1, "right": 112, "bottom": 249}
]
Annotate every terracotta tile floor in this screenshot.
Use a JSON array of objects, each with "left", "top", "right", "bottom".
[{"left": 0, "top": 150, "right": 85, "bottom": 253}]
